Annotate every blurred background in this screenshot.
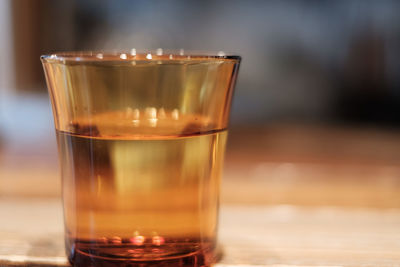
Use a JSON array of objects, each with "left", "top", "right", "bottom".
[{"left": 1, "top": 0, "right": 400, "bottom": 207}]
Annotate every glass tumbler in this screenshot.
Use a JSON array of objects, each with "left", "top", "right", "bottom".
[{"left": 41, "top": 51, "right": 240, "bottom": 267}]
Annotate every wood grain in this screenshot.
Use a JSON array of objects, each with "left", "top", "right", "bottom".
[{"left": 0, "top": 198, "right": 399, "bottom": 267}]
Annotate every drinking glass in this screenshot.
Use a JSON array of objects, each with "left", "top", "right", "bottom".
[{"left": 41, "top": 51, "right": 240, "bottom": 267}]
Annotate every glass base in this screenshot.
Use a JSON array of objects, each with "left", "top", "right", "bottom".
[{"left": 68, "top": 239, "right": 217, "bottom": 267}]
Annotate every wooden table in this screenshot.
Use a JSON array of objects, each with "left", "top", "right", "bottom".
[
  {"left": 1, "top": 198, "right": 400, "bottom": 267},
  {"left": 1, "top": 125, "right": 400, "bottom": 266}
]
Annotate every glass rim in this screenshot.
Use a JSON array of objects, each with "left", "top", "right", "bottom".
[{"left": 40, "top": 50, "right": 241, "bottom": 63}]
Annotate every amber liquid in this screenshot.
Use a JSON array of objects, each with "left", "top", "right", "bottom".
[{"left": 57, "top": 112, "right": 227, "bottom": 266}]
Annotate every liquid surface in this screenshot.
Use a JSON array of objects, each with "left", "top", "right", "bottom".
[{"left": 57, "top": 112, "right": 227, "bottom": 266}]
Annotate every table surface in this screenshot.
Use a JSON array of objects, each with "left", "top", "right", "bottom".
[
  {"left": 1, "top": 124, "right": 400, "bottom": 266},
  {"left": 1, "top": 198, "right": 400, "bottom": 267}
]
